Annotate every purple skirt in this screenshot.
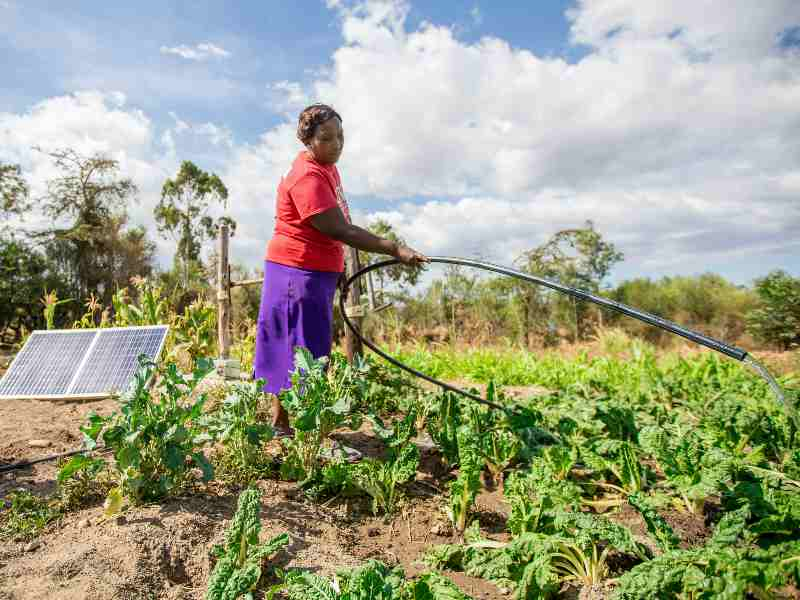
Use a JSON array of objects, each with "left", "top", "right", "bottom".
[{"left": 253, "top": 260, "right": 340, "bottom": 396}]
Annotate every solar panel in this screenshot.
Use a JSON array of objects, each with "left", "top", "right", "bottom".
[{"left": 0, "top": 325, "right": 168, "bottom": 400}]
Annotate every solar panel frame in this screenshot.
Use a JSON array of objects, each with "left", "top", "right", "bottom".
[{"left": 0, "top": 325, "right": 169, "bottom": 401}]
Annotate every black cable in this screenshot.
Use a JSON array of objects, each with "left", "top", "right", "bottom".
[{"left": 340, "top": 256, "right": 749, "bottom": 412}]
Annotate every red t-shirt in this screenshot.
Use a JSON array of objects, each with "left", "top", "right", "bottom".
[{"left": 266, "top": 151, "right": 352, "bottom": 272}]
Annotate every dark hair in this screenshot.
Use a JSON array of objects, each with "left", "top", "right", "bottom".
[{"left": 297, "top": 103, "right": 342, "bottom": 144}]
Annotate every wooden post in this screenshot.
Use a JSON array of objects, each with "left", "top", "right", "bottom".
[
  {"left": 217, "top": 223, "right": 231, "bottom": 360},
  {"left": 342, "top": 246, "right": 363, "bottom": 364}
]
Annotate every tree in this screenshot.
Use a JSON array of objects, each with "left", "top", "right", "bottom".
[
  {"left": 154, "top": 161, "right": 234, "bottom": 288},
  {"left": 0, "top": 163, "right": 30, "bottom": 217},
  {"left": 515, "top": 221, "right": 623, "bottom": 342},
  {"left": 33, "top": 147, "right": 151, "bottom": 301},
  {"left": 746, "top": 270, "right": 800, "bottom": 350},
  {"left": 0, "top": 233, "right": 71, "bottom": 344}
]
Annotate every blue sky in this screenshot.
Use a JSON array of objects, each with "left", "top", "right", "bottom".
[{"left": 1, "top": 0, "right": 799, "bottom": 286}]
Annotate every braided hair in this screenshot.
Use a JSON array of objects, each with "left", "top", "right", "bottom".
[{"left": 297, "top": 103, "right": 342, "bottom": 145}]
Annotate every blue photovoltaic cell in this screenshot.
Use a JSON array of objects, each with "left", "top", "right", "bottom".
[
  {"left": 0, "top": 331, "right": 97, "bottom": 397},
  {"left": 0, "top": 326, "right": 168, "bottom": 399},
  {"left": 70, "top": 327, "right": 167, "bottom": 395}
]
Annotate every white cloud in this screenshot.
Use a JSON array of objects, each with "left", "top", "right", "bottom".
[
  {"left": 267, "top": 81, "right": 311, "bottom": 114},
  {"left": 3, "top": 1, "right": 798, "bottom": 284},
  {"left": 159, "top": 42, "right": 231, "bottom": 61},
  {"left": 220, "top": 0, "right": 799, "bottom": 281},
  {"left": 0, "top": 91, "right": 180, "bottom": 262},
  {"left": 164, "top": 111, "right": 234, "bottom": 150}
]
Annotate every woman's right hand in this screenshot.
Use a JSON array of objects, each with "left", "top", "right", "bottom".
[{"left": 394, "top": 244, "right": 429, "bottom": 266}]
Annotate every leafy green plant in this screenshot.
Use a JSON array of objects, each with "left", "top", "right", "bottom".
[
  {"left": 351, "top": 442, "right": 419, "bottom": 516},
  {"left": 279, "top": 347, "right": 363, "bottom": 483},
  {"left": 67, "top": 356, "right": 214, "bottom": 514},
  {"left": 464, "top": 384, "right": 521, "bottom": 489},
  {"left": 0, "top": 489, "right": 63, "bottom": 541},
  {"left": 426, "top": 391, "right": 462, "bottom": 468},
  {"left": 206, "top": 488, "right": 289, "bottom": 600},
  {"left": 447, "top": 425, "right": 483, "bottom": 535},
  {"left": 284, "top": 559, "right": 473, "bottom": 600},
  {"left": 504, "top": 461, "right": 582, "bottom": 536},
  {"left": 201, "top": 380, "right": 274, "bottom": 484},
  {"left": 627, "top": 492, "right": 680, "bottom": 553},
  {"left": 639, "top": 425, "right": 730, "bottom": 514},
  {"left": 112, "top": 278, "right": 169, "bottom": 326},
  {"left": 56, "top": 454, "right": 113, "bottom": 511}
]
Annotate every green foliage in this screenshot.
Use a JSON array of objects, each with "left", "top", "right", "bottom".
[
  {"left": 283, "top": 560, "right": 473, "bottom": 600},
  {"left": 171, "top": 297, "right": 217, "bottom": 369},
  {"left": 111, "top": 278, "right": 170, "bottom": 326},
  {"left": 426, "top": 391, "right": 462, "bottom": 468},
  {"left": 515, "top": 220, "right": 624, "bottom": 341},
  {"left": 0, "top": 490, "right": 62, "bottom": 541},
  {"left": 75, "top": 357, "right": 214, "bottom": 512},
  {"left": 201, "top": 380, "right": 274, "bottom": 485},
  {"left": 447, "top": 425, "right": 483, "bottom": 534},
  {"left": 0, "top": 162, "right": 29, "bottom": 216},
  {"left": 627, "top": 493, "right": 680, "bottom": 553},
  {"left": 206, "top": 488, "right": 289, "bottom": 600},
  {"left": 56, "top": 454, "right": 113, "bottom": 512},
  {"left": 504, "top": 459, "right": 582, "bottom": 536},
  {"left": 613, "top": 505, "right": 800, "bottom": 599},
  {"left": 464, "top": 383, "right": 521, "bottom": 487},
  {"left": 639, "top": 425, "right": 731, "bottom": 514},
  {"left": 350, "top": 411, "right": 420, "bottom": 514},
  {"left": 0, "top": 234, "right": 70, "bottom": 338},
  {"left": 279, "top": 347, "right": 363, "bottom": 483},
  {"left": 746, "top": 269, "right": 800, "bottom": 350},
  {"left": 351, "top": 442, "right": 419, "bottom": 516}
]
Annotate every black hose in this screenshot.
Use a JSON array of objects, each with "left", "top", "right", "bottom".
[
  {"left": 0, "top": 446, "right": 112, "bottom": 475},
  {"left": 340, "top": 255, "right": 749, "bottom": 411}
]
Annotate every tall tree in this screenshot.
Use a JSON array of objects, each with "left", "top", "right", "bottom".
[
  {"left": 515, "top": 220, "right": 623, "bottom": 342},
  {"left": 34, "top": 147, "right": 153, "bottom": 301},
  {"left": 746, "top": 270, "right": 800, "bottom": 350},
  {"left": 0, "top": 163, "right": 30, "bottom": 218},
  {"left": 154, "top": 160, "right": 234, "bottom": 288}
]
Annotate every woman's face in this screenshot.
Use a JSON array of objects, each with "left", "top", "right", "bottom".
[{"left": 306, "top": 116, "right": 344, "bottom": 165}]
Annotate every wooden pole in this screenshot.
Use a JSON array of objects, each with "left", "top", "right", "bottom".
[
  {"left": 217, "top": 223, "right": 231, "bottom": 360},
  {"left": 342, "top": 246, "right": 363, "bottom": 364}
]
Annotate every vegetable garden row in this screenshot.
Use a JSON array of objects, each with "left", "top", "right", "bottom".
[{"left": 2, "top": 341, "right": 799, "bottom": 599}]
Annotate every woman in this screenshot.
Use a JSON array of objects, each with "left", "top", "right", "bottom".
[{"left": 255, "top": 103, "right": 428, "bottom": 437}]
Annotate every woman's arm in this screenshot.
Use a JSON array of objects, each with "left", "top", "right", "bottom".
[{"left": 311, "top": 207, "right": 428, "bottom": 265}]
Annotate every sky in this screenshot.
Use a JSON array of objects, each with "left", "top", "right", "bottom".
[{"left": 1, "top": 0, "right": 798, "bottom": 286}]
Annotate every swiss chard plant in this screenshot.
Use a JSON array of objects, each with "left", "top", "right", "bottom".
[
  {"left": 351, "top": 411, "right": 420, "bottom": 515},
  {"left": 66, "top": 356, "right": 214, "bottom": 515},
  {"left": 464, "top": 383, "right": 521, "bottom": 489},
  {"left": 283, "top": 559, "right": 474, "bottom": 600},
  {"left": 206, "top": 488, "right": 289, "bottom": 600},
  {"left": 639, "top": 424, "right": 732, "bottom": 514},
  {"left": 200, "top": 380, "right": 274, "bottom": 484},
  {"left": 279, "top": 347, "right": 363, "bottom": 483},
  {"left": 447, "top": 424, "right": 483, "bottom": 535}
]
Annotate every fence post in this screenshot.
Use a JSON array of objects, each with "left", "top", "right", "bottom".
[
  {"left": 217, "top": 222, "right": 231, "bottom": 360},
  {"left": 343, "top": 246, "right": 363, "bottom": 364}
]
